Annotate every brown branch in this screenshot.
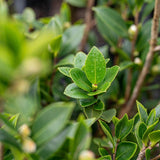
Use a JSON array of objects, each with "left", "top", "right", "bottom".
[
  {"left": 80, "top": 0, "right": 95, "bottom": 51},
  {"left": 0, "top": 143, "right": 3, "bottom": 160},
  {"left": 154, "top": 45, "right": 160, "bottom": 52},
  {"left": 137, "top": 145, "right": 152, "bottom": 160},
  {"left": 125, "top": 12, "right": 139, "bottom": 102},
  {"left": 119, "top": 0, "right": 160, "bottom": 118},
  {"left": 151, "top": 154, "right": 160, "bottom": 160}
]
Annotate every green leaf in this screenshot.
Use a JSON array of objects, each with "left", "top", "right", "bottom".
[
  {"left": 0, "top": 129, "right": 21, "bottom": 150},
  {"left": 60, "top": 2, "right": 71, "bottom": 23},
  {"left": 98, "top": 147, "right": 109, "bottom": 156},
  {"left": 142, "top": 120, "right": 159, "bottom": 146},
  {"left": 115, "top": 114, "right": 134, "bottom": 140},
  {"left": 155, "top": 104, "right": 160, "bottom": 118},
  {"left": 116, "top": 141, "right": 137, "bottom": 160},
  {"left": 93, "top": 100, "right": 105, "bottom": 111},
  {"left": 74, "top": 51, "right": 87, "bottom": 69},
  {"left": 119, "top": 61, "right": 135, "bottom": 71},
  {"left": 135, "top": 0, "right": 144, "bottom": 9},
  {"left": 85, "top": 46, "right": 106, "bottom": 84},
  {"left": 65, "top": 0, "right": 87, "bottom": 7},
  {"left": 99, "top": 66, "right": 120, "bottom": 87},
  {"left": 145, "top": 148, "right": 151, "bottom": 160},
  {"left": 137, "top": 101, "right": 148, "bottom": 123},
  {"left": 135, "top": 122, "right": 147, "bottom": 149},
  {"left": 112, "top": 116, "right": 119, "bottom": 126},
  {"left": 79, "top": 98, "right": 98, "bottom": 107},
  {"left": 58, "top": 67, "right": 71, "bottom": 77},
  {"left": 85, "top": 107, "right": 103, "bottom": 120},
  {"left": 64, "top": 83, "right": 91, "bottom": 99},
  {"left": 94, "top": 7, "right": 128, "bottom": 46},
  {"left": 59, "top": 25, "right": 85, "bottom": 56},
  {"left": 147, "top": 109, "right": 156, "bottom": 126},
  {"left": 70, "top": 68, "right": 92, "bottom": 92},
  {"left": 37, "top": 126, "right": 70, "bottom": 159},
  {"left": 99, "top": 120, "right": 115, "bottom": 149},
  {"left": 101, "top": 109, "right": 116, "bottom": 123},
  {"left": 88, "top": 82, "right": 111, "bottom": 96},
  {"left": 149, "top": 130, "right": 160, "bottom": 147},
  {"left": 32, "top": 102, "right": 74, "bottom": 146},
  {"left": 98, "top": 155, "right": 112, "bottom": 160}
]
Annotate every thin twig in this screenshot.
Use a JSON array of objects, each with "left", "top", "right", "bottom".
[
  {"left": 154, "top": 45, "right": 160, "bottom": 52},
  {"left": 137, "top": 145, "right": 152, "bottom": 160},
  {"left": 151, "top": 154, "right": 160, "bottom": 160},
  {"left": 113, "top": 142, "right": 118, "bottom": 160},
  {"left": 125, "top": 11, "right": 139, "bottom": 102},
  {"left": 119, "top": 0, "right": 160, "bottom": 117},
  {"left": 80, "top": 0, "right": 95, "bottom": 51}
]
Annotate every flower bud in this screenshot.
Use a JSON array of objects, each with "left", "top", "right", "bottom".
[
  {"left": 128, "top": 24, "right": 137, "bottom": 39},
  {"left": 22, "top": 138, "right": 36, "bottom": 153},
  {"left": 64, "top": 22, "right": 71, "bottom": 29},
  {"left": 79, "top": 150, "right": 95, "bottom": 160},
  {"left": 92, "top": 84, "right": 98, "bottom": 91},
  {"left": 133, "top": 50, "right": 139, "bottom": 57},
  {"left": 19, "top": 124, "right": 31, "bottom": 137},
  {"left": 134, "top": 57, "right": 142, "bottom": 66}
]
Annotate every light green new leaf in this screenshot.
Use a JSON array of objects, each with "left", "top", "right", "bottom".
[
  {"left": 0, "top": 129, "right": 21, "bottom": 151},
  {"left": 116, "top": 141, "right": 137, "bottom": 160},
  {"left": 74, "top": 51, "right": 87, "bottom": 69},
  {"left": 101, "top": 109, "right": 116, "bottom": 123},
  {"left": 149, "top": 130, "right": 160, "bottom": 147},
  {"left": 58, "top": 67, "right": 71, "bottom": 77},
  {"left": 88, "top": 82, "right": 111, "bottom": 96},
  {"left": 99, "top": 120, "right": 115, "bottom": 149},
  {"left": 64, "top": 83, "right": 91, "bottom": 99},
  {"left": 137, "top": 101, "right": 148, "bottom": 123},
  {"left": 70, "top": 68, "right": 92, "bottom": 92},
  {"left": 85, "top": 46, "right": 106, "bottom": 84},
  {"left": 32, "top": 102, "right": 74, "bottom": 146},
  {"left": 115, "top": 114, "right": 134, "bottom": 140},
  {"left": 60, "top": 2, "right": 71, "bottom": 23}
]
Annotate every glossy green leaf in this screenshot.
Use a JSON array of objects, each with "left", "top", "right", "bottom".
[
  {"left": 145, "top": 148, "right": 151, "bottom": 160},
  {"left": 115, "top": 114, "right": 134, "bottom": 140},
  {"left": 32, "top": 102, "right": 74, "bottom": 145},
  {"left": 147, "top": 109, "right": 156, "bottom": 126},
  {"left": 93, "top": 100, "right": 104, "bottom": 111},
  {"left": 58, "top": 67, "right": 71, "bottom": 77},
  {"left": 142, "top": 120, "right": 159, "bottom": 146},
  {"left": 137, "top": 101, "right": 148, "bottom": 123},
  {"left": 88, "top": 82, "right": 111, "bottom": 96},
  {"left": 59, "top": 25, "right": 85, "bottom": 56},
  {"left": 116, "top": 141, "right": 137, "bottom": 160},
  {"left": 94, "top": 7, "right": 128, "bottom": 46},
  {"left": 74, "top": 51, "right": 87, "bottom": 69},
  {"left": 79, "top": 98, "right": 98, "bottom": 107},
  {"left": 149, "top": 130, "right": 160, "bottom": 147},
  {"left": 101, "top": 109, "right": 116, "bottom": 123},
  {"left": 135, "top": 122, "right": 147, "bottom": 149},
  {"left": 98, "top": 155, "right": 112, "bottom": 160},
  {"left": 64, "top": 83, "right": 91, "bottom": 99},
  {"left": 0, "top": 129, "right": 21, "bottom": 150},
  {"left": 70, "top": 68, "right": 92, "bottom": 92},
  {"left": 99, "top": 120, "right": 115, "bottom": 149},
  {"left": 85, "top": 46, "right": 106, "bottom": 84}
]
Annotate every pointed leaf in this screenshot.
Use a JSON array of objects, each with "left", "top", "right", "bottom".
[
  {"left": 64, "top": 83, "right": 91, "bottom": 99},
  {"left": 58, "top": 67, "right": 71, "bottom": 77},
  {"left": 101, "top": 109, "right": 116, "bottom": 123},
  {"left": 147, "top": 109, "right": 156, "bottom": 126},
  {"left": 85, "top": 107, "right": 103, "bottom": 120},
  {"left": 93, "top": 100, "right": 105, "bottom": 111},
  {"left": 98, "top": 147, "right": 109, "bottom": 156},
  {"left": 85, "top": 46, "right": 106, "bottom": 84},
  {"left": 70, "top": 68, "right": 92, "bottom": 92},
  {"left": 79, "top": 98, "right": 98, "bottom": 107}
]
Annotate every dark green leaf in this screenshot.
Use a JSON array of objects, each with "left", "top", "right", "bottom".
[
  {"left": 85, "top": 107, "right": 103, "bottom": 120},
  {"left": 145, "top": 148, "right": 151, "bottom": 160},
  {"left": 115, "top": 114, "right": 134, "bottom": 140},
  {"left": 93, "top": 100, "right": 104, "bottom": 111},
  {"left": 101, "top": 109, "right": 116, "bottom": 123},
  {"left": 70, "top": 68, "right": 92, "bottom": 92},
  {"left": 64, "top": 83, "right": 91, "bottom": 99},
  {"left": 149, "top": 130, "right": 160, "bottom": 147},
  {"left": 137, "top": 101, "right": 148, "bottom": 123},
  {"left": 116, "top": 141, "right": 137, "bottom": 160},
  {"left": 85, "top": 46, "right": 106, "bottom": 84},
  {"left": 98, "top": 155, "right": 112, "bottom": 160},
  {"left": 79, "top": 98, "right": 98, "bottom": 107},
  {"left": 32, "top": 102, "right": 74, "bottom": 146},
  {"left": 98, "top": 148, "right": 109, "bottom": 156}
]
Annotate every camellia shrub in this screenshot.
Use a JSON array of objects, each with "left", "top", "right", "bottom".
[{"left": 0, "top": 0, "right": 160, "bottom": 160}]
